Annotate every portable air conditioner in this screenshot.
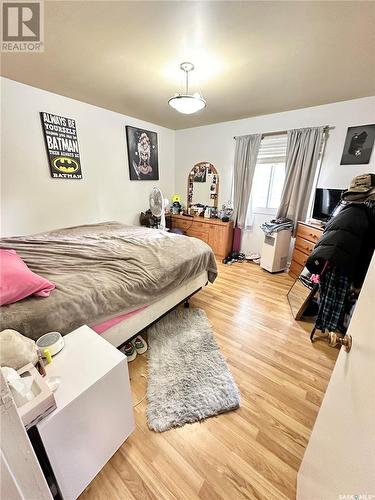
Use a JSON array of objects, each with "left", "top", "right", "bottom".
[{"left": 260, "top": 229, "right": 292, "bottom": 273}]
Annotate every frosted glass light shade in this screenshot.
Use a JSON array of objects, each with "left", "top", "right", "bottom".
[{"left": 168, "top": 94, "right": 206, "bottom": 114}]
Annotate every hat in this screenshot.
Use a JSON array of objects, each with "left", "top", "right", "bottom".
[{"left": 341, "top": 173, "right": 375, "bottom": 201}]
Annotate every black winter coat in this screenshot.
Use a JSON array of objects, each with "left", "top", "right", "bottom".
[{"left": 306, "top": 203, "right": 375, "bottom": 287}]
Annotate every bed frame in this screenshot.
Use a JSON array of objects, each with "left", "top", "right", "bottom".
[{"left": 99, "top": 271, "right": 209, "bottom": 347}]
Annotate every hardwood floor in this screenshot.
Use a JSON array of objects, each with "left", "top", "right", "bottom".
[{"left": 80, "top": 262, "right": 338, "bottom": 500}]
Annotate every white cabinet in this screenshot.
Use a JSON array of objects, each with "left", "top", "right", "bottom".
[{"left": 36, "top": 325, "right": 135, "bottom": 500}]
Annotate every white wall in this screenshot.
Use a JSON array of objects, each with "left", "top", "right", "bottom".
[
  {"left": 0, "top": 77, "right": 175, "bottom": 236},
  {"left": 1, "top": 78, "right": 374, "bottom": 247},
  {"left": 175, "top": 97, "right": 375, "bottom": 255}
]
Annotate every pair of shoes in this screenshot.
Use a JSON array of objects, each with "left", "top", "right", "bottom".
[
  {"left": 246, "top": 252, "right": 260, "bottom": 261},
  {"left": 222, "top": 251, "right": 246, "bottom": 265},
  {"left": 121, "top": 335, "right": 148, "bottom": 362}
]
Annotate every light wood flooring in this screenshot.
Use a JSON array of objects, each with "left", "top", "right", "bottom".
[{"left": 80, "top": 261, "right": 338, "bottom": 500}]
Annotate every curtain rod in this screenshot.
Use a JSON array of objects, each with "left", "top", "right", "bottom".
[{"left": 233, "top": 125, "right": 334, "bottom": 140}]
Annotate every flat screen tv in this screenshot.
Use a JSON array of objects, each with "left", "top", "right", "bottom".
[{"left": 312, "top": 188, "right": 344, "bottom": 222}]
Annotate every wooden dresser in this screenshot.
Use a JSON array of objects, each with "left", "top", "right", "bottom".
[
  {"left": 289, "top": 222, "right": 323, "bottom": 279},
  {"left": 171, "top": 215, "right": 233, "bottom": 259}
]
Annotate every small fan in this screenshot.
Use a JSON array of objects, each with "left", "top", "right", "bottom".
[{"left": 149, "top": 187, "right": 168, "bottom": 230}]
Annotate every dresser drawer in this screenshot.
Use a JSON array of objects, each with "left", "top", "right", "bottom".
[
  {"left": 292, "top": 248, "right": 309, "bottom": 267},
  {"left": 289, "top": 260, "right": 304, "bottom": 279},
  {"left": 295, "top": 237, "right": 316, "bottom": 256},
  {"left": 193, "top": 220, "right": 210, "bottom": 230},
  {"left": 172, "top": 218, "right": 193, "bottom": 231},
  {"left": 296, "top": 223, "right": 322, "bottom": 244},
  {"left": 186, "top": 228, "right": 210, "bottom": 244}
]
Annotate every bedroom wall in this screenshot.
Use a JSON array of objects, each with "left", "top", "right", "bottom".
[
  {"left": 0, "top": 77, "right": 175, "bottom": 237},
  {"left": 175, "top": 96, "right": 375, "bottom": 255}
]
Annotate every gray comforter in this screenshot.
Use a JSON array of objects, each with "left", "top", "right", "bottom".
[{"left": 0, "top": 222, "right": 217, "bottom": 340}]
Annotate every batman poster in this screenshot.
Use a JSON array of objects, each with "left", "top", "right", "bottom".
[
  {"left": 126, "top": 126, "right": 159, "bottom": 181},
  {"left": 40, "top": 112, "right": 83, "bottom": 179}
]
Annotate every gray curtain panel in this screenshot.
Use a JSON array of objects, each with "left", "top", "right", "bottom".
[
  {"left": 276, "top": 127, "right": 324, "bottom": 228},
  {"left": 232, "top": 134, "right": 262, "bottom": 228}
]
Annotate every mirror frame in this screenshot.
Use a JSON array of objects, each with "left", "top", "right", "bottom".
[
  {"left": 287, "top": 276, "right": 318, "bottom": 320},
  {"left": 187, "top": 162, "right": 219, "bottom": 209}
]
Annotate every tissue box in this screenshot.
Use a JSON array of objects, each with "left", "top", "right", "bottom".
[{"left": 16, "top": 363, "right": 56, "bottom": 429}]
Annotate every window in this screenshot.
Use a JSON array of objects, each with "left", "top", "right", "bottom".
[{"left": 251, "top": 134, "right": 287, "bottom": 214}]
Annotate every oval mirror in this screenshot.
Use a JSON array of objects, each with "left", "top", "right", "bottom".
[{"left": 187, "top": 162, "right": 219, "bottom": 210}]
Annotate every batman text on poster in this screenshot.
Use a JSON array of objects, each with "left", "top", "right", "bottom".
[{"left": 40, "top": 112, "right": 83, "bottom": 179}]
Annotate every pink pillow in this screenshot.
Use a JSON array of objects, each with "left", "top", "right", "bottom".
[{"left": 0, "top": 249, "right": 55, "bottom": 306}]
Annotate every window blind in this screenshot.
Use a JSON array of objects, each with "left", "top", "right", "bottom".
[{"left": 257, "top": 134, "right": 287, "bottom": 164}]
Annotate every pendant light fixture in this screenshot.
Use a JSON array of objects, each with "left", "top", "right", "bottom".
[{"left": 168, "top": 62, "right": 206, "bottom": 114}]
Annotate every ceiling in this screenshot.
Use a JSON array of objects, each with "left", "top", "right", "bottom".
[{"left": 2, "top": 1, "right": 375, "bottom": 130}]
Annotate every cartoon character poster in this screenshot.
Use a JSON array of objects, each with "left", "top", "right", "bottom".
[
  {"left": 40, "top": 112, "right": 82, "bottom": 179},
  {"left": 126, "top": 126, "right": 159, "bottom": 180}
]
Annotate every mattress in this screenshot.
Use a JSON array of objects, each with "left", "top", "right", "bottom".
[{"left": 0, "top": 222, "right": 217, "bottom": 340}]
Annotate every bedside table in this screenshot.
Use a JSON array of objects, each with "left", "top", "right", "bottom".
[{"left": 34, "top": 325, "right": 135, "bottom": 500}]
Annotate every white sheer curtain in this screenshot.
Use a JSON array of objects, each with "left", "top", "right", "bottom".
[{"left": 245, "top": 134, "right": 288, "bottom": 228}]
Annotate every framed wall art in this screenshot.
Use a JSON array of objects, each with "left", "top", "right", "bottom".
[
  {"left": 126, "top": 126, "right": 159, "bottom": 180},
  {"left": 40, "top": 112, "right": 82, "bottom": 179},
  {"left": 340, "top": 124, "right": 375, "bottom": 165}
]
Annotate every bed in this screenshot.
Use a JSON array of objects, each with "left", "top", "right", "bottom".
[{"left": 0, "top": 222, "right": 217, "bottom": 346}]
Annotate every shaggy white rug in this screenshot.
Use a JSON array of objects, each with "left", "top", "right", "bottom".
[{"left": 146, "top": 308, "right": 240, "bottom": 432}]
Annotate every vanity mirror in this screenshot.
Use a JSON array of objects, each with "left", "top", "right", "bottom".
[{"left": 187, "top": 162, "right": 219, "bottom": 210}]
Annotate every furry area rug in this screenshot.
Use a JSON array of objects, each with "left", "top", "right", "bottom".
[{"left": 146, "top": 308, "right": 240, "bottom": 432}]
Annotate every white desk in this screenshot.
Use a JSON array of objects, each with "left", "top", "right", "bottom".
[{"left": 36, "top": 325, "right": 135, "bottom": 500}]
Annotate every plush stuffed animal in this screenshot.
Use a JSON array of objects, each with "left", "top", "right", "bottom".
[{"left": 0, "top": 329, "right": 38, "bottom": 370}]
